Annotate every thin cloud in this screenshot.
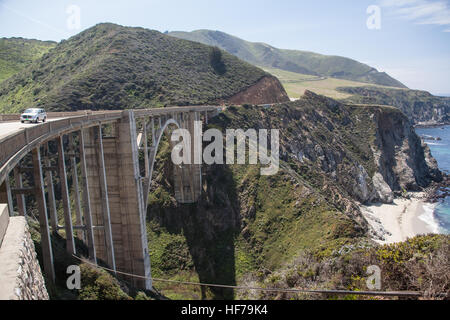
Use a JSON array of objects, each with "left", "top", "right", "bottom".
[
  {"left": 0, "top": 3, "right": 69, "bottom": 37},
  {"left": 380, "top": 0, "right": 450, "bottom": 31}
]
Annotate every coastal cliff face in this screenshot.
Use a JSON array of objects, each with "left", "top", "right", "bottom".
[
  {"left": 146, "top": 91, "right": 442, "bottom": 299},
  {"left": 340, "top": 86, "right": 450, "bottom": 125},
  {"left": 372, "top": 106, "right": 442, "bottom": 197},
  {"left": 273, "top": 92, "right": 441, "bottom": 205}
]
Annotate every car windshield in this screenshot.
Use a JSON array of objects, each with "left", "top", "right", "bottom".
[{"left": 23, "top": 109, "right": 40, "bottom": 114}]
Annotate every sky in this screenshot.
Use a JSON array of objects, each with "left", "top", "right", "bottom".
[{"left": 0, "top": 0, "right": 449, "bottom": 95}]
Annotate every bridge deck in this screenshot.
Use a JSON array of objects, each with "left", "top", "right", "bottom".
[{"left": 0, "top": 119, "right": 66, "bottom": 140}]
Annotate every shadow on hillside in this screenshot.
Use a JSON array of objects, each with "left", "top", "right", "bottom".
[{"left": 147, "top": 163, "right": 241, "bottom": 300}]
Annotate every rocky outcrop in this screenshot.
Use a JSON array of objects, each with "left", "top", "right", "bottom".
[
  {"left": 372, "top": 107, "right": 442, "bottom": 197},
  {"left": 225, "top": 75, "right": 290, "bottom": 105},
  {"left": 340, "top": 86, "right": 450, "bottom": 125},
  {"left": 0, "top": 217, "right": 49, "bottom": 300},
  {"left": 372, "top": 173, "right": 394, "bottom": 204},
  {"left": 259, "top": 91, "right": 441, "bottom": 206}
]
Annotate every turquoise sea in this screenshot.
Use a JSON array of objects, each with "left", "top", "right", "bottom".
[{"left": 415, "top": 125, "right": 450, "bottom": 234}]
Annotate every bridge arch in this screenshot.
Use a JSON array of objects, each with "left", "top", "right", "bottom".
[
  {"left": 147, "top": 118, "right": 180, "bottom": 186},
  {"left": 141, "top": 113, "right": 203, "bottom": 209}
]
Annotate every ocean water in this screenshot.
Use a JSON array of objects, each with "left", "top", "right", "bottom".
[{"left": 415, "top": 125, "right": 450, "bottom": 234}]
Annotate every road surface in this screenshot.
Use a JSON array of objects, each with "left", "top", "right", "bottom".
[{"left": 0, "top": 119, "right": 64, "bottom": 140}]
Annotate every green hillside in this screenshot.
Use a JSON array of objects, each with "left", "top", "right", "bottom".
[
  {"left": 0, "top": 38, "right": 56, "bottom": 83},
  {"left": 0, "top": 24, "right": 277, "bottom": 113},
  {"left": 169, "top": 30, "right": 406, "bottom": 88}
]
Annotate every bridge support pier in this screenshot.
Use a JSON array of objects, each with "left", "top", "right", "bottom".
[
  {"left": 173, "top": 112, "right": 203, "bottom": 203},
  {"left": 32, "top": 147, "right": 56, "bottom": 283},
  {"left": 114, "top": 111, "right": 151, "bottom": 289},
  {"left": 83, "top": 126, "right": 116, "bottom": 271}
]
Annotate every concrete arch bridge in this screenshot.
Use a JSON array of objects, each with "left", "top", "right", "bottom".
[{"left": 0, "top": 106, "right": 220, "bottom": 290}]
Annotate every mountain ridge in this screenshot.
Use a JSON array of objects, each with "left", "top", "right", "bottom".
[
  {"left": 0, "top": 23, "right": 288, "bottom": 113},
  {"left": 168, "top": 29, "right": 407, "bottom": 89}
]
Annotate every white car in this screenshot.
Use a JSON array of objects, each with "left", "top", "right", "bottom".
[{"left": 20, "top": 108, "right": 47, "bottom": 123}]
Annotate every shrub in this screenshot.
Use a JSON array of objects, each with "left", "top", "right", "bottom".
[
  {"left": 209, "top": 47, "right": 226, "bottom": 75},
  {"left": 78, "top": 264, "right": 131, "bottom": 300}
]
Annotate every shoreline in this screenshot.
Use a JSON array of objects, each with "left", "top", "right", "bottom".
[
  {"left": 414, "top": 123, "right": 450, "bottom": 129},
  {"left": 361, "top": 192, "right": 440, "bottom": 245}
]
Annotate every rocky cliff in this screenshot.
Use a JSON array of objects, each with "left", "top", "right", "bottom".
[
  {"left": 225, "top": 75, "right": 290, "bottom": 105},
  {"left": 145, "top": 91, "right": 442, "bottom": 299},
  {"left": 371, "top": 105, "right": 442, "bottom": 198},
  {"left": 339, "top": 86, "right": 450, "bottom": 125}
]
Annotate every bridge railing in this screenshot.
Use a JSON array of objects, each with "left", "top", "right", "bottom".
[
  {"left": 0, "top": 107, "right": 222, "bottom": 122},
  {"left": 0, "top": 111, "right": 92, "bottom": 122}
]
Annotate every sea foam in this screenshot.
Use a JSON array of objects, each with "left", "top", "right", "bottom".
[{"left": 418, "top": 203, "right": 441, "bottom": 234}]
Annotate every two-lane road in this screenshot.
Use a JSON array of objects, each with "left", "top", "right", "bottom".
[{"left": 0, "top": 119, "right": 65, "bottom": 140}]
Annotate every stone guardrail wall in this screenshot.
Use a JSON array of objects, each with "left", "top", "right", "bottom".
[
  {"left": 0, "top": 204, "right": 9, "bottom": 248},
  {"left": 0, "top": 215, "right": 49, "bottom": 300}
]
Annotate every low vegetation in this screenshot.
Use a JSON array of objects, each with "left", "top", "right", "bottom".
[
  {"left": 246, "top": 234, "right": 449, "bottom": 300},
  {"left": 0, "top": 38, "right": 56, "bottom": 83}
]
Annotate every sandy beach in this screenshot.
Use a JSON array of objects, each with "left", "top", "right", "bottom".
[{"left": 361, "top": 192, "right": 440, "bottom": 245}]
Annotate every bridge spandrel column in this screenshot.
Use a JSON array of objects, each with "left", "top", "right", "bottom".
[
  {"left": 56, "top": 136, "right": 76, "bottom": 255},
  {"left": 115, "top": 110, "right": 152, "bottom": 290},
  {"left": 68, "top": 133, "right": 84, "bottom": 241},
  {"left": 43, "top": 152, "right": 58, "bottom": 232},
  {"left": 13, "top": 168, "right": 26, "bottom": 216},
  {"left": 79, "top": 129, "right": 97, "bottom": 263}
]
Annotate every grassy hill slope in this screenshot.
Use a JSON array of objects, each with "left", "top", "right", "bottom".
[
  {"left": 0, "top": 38, "right": 56, "bottom": 83},
  {"left": 0, "top": 24, "right": 286, "bottom": 113},
  {"left": 169, "top": 30, "right": 406, "bottom": 88},
  {"left": 262, "top": 67, "right": 402, "bottom": 100}
]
